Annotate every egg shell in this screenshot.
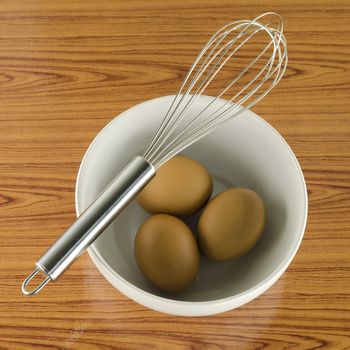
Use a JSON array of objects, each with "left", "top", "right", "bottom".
[
  {"left": 198, "top": 188, "right": 265, "bottom": 261},
  {"left": 134, "top": 214, "right": 200, "bottom": 293},
  {"left": 137, "top": 155, "right": 213, "bottom": 216}
]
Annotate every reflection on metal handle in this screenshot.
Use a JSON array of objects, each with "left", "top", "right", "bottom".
[{"left": 22, "top": 156, "right": 155, "bottom": 295}]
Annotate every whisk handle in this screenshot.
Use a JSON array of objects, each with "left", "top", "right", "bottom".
[{"left": 22, "top": 156, "right": 155, "bottom": 295}]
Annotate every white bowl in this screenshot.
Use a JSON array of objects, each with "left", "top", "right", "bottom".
[{"left": 75, "top": 95, "right": 307, "bottom": 316}]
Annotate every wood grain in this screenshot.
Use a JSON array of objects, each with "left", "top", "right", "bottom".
[{"left": 0, "top": 0, "right": 349, "bottom": 349}]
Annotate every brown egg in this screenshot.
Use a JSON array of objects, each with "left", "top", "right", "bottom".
[
  {"left": 198, "top": 188, "right": 265, "bottom": 261},
  {"left": 134, "top": 214, "right": 200, "bottom": 293},
  {"left": 137, "top": 155, "right": 213, "bottom": 216}
]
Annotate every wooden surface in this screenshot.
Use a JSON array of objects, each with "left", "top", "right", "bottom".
[{"left": 0, "top": 0, "right": 349, "bottom": 349}]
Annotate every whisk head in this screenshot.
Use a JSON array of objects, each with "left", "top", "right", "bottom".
[{"left": 143, "top": 12, "right": 288, "bottom": 168}]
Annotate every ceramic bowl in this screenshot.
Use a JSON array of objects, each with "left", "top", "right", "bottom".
[{"left": 75, "top": 95, "right": 307, "bottom": 316}]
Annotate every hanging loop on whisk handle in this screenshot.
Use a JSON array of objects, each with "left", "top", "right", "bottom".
[{"left": 22, "top": 156, "right": 155, "bottom": 295}]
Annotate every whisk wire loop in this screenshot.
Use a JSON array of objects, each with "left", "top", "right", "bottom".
[{"left": 143, "top": 12, "right": 287, "bottom": 168}]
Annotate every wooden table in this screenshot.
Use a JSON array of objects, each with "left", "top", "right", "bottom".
[{"left": 1, "top": 1, "right": 349, "bottom": 348}]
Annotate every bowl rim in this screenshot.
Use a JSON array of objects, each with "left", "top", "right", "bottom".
[{"left": 75, "top": 95, "right": 308, "bottom": 311}]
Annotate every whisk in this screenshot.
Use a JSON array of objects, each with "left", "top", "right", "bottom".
[{"left": 22, "top": 12, "right": 287, "bottom": 295}]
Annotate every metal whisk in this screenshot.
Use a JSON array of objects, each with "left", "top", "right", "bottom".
[{"left": 22, "top": 12, "right": 287, "bottom": 295}]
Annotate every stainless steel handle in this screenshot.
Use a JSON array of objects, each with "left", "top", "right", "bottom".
[{"left": 22, "top": 156, "right": 155, "bottom": 295}]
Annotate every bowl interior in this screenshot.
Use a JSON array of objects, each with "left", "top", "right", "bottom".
[{"left": 76, "top": 95, "right": 306, "bottom": 302}]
